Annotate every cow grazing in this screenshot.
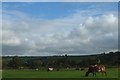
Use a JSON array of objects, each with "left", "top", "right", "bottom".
[
  {"left": 75, "top": 68, "right": 79, "bottom": 70},
  {"left": 36, "top": 68, "right": 39, "bottom": 71},
  {"left": 47, "top": 67, "right": 54, "bottom": 71},
  {"left": 85, "top": 64, "right": 107, "bottom": 77},
  {"left": 80, "top": 68, "right": 85, "bottom": 71}
]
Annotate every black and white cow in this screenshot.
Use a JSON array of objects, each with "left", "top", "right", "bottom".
[{"left": 47, "top": 67, "right": 54, "bottom": 71}]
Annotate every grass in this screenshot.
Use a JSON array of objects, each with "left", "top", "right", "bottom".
[{"left": 2, "top": 68, "right": 119, "bottom": 78}]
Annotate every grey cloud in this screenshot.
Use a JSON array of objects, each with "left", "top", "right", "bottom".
[{"left": 2, "top": 10, "right": 118, "bottom": 56}]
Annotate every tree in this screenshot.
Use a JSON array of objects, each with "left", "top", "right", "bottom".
[
  {"left": 7, "top": 56, "right": 23, "bottom": 69},
  {"left": 27, "top": 59, "right": 43, "bottom": 69},
  {"left": 33, "top": 59, "right": 43, "bottom": 69},
  {"left": 2, "top": 60, "right": 8, "bottom": 69},
  {"left": 65, "top": 54, "right": 68, "bottom": 57}
]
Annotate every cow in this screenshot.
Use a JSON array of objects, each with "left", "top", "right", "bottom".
[
  {"left": 75, "top": 67, "right": 79, "bottom": 70},
  {"left": 80, "top": 68, "right": 85, "bottom": 71},
  {"left": 36, "top": 68, "right": 39, "bottom": 71},
  {"left": 85, "top": 64, "right": 107, "bottom": 77},
  {"left": 47, "top": 67, "right": 54, "bottom": 71}
]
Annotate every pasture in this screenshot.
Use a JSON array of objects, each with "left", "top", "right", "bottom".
[{"left": 2, "top": 68, "right": 119, "bottom": 78}]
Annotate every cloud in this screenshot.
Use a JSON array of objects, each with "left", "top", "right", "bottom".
[{"left": 2, "top": 8, "right": 118, "bottom": 56}]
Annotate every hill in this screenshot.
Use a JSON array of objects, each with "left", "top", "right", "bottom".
[{"left": 2, "top": 51, "right": 119, "bottom": 69}]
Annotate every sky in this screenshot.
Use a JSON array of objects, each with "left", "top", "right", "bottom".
[
  {"left": 2, "top": 0, "right": 120, "bottom": 2},
  {"left": 1, "top": 2, "right": 118, "bottom": 56}
]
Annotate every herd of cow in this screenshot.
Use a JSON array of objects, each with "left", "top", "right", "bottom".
[{"left": 47, "top": 64, "right": 107, "bottom": 77}]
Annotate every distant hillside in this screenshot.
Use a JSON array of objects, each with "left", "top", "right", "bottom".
[{"left": 2, "top": 51, "right": 119, "bottom": 69}]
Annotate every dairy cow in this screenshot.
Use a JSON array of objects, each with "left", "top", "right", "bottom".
[{"left": 47, "top": 67, "right": 54, "bottom": 71}]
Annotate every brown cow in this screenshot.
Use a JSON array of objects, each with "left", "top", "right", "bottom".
[{"left": 85, "top": 64, "right": 107, "bottom": 77}]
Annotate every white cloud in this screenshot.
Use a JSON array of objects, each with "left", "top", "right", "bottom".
[
  {"left": 2, "top": 30, "right": 21, "bottom": 46},
  {"left": 2, "top": 9, "right": 118, "bottom": 56}
]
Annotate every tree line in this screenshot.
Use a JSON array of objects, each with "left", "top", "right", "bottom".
[{"left": 2, "top": 51, "right": 119, "bottom": 69}]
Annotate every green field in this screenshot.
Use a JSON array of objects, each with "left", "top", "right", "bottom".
[{"left": 2, "top": 68, "right": 119, "bottom": 78}]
